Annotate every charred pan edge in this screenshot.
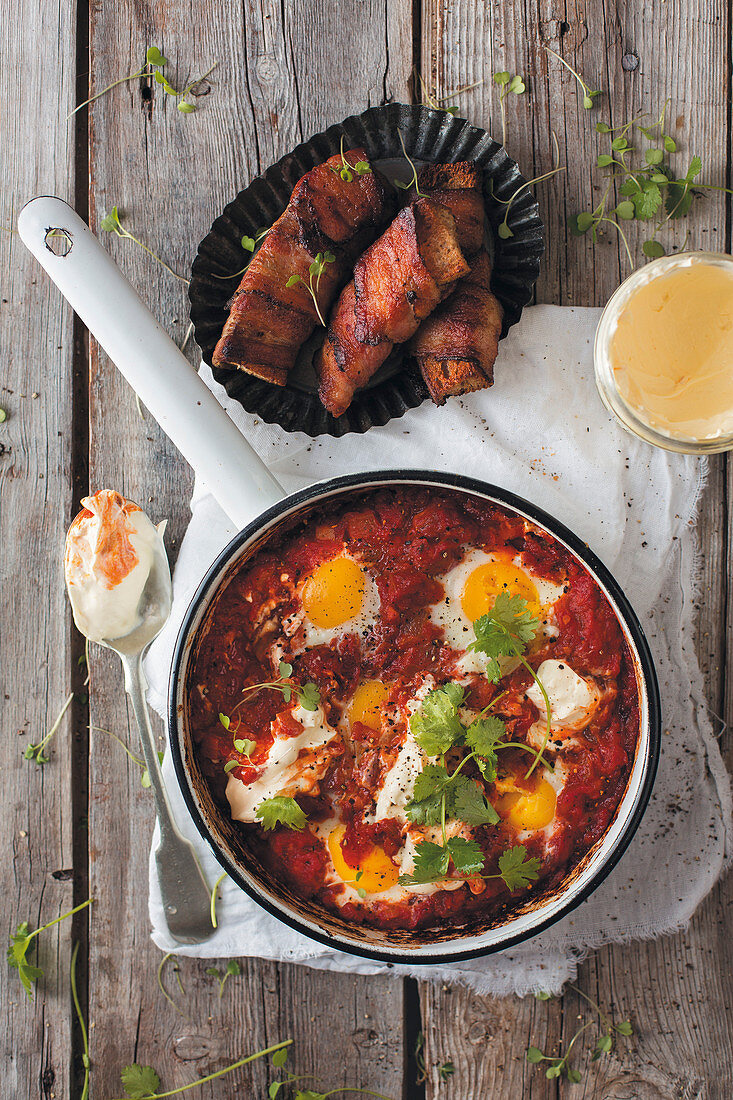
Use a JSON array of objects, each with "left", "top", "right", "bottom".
[
  {"left": 189, "top": 103, "right": 544, "bottom": 438},
  {"left": 167, "top": 472, "right": 661, "bottom": 965}
]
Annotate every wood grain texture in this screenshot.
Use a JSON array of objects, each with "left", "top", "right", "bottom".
[
  {"left": 419, "top": 2, "right": 732, "bottom": 1097},
  {"left": 0, "top": 0, "right": 81, "bottom": 1097},
  {"left": 85, "top": 2, "right": 411, "bottom": 1096}
]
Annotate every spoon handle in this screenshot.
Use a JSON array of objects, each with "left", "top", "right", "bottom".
[{"left": 122, "top": 651, "right": 215, "bottom": 944}]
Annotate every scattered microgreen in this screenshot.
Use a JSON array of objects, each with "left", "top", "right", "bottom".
[
  {"left": 71, "top": 942, "right": 91, "bottom": 1100},
  {"left": 393, "top": 130, "right": 424, "bottom": 196},
  {"left": 69, "top": 48, "right": 217, "bottom": 119},
  {"left": 439, "top": 1061, "right": 455, "bottom": 1081},
  {"left": 492, "top": 70, "right": 526, "bottom": 148},
  {"left": 492, "top": 163, "right": 566, "bottom": 239},
  {"left": 89, "top": 724, "right": 161, "bottom": 789},
  {"left": 210, "top": 871, "right": 227, "bottom": 928},
  {"left": 211, "top": 227, "right": 271, "bottom": 279},
  {"left": 156, "top": 952, "right": 188, "bottom": 1018},
  {"left": 417, "top": 71, "right": 485, "bottom": 116},
  {"left": 205, "top": 958, "right": 242, "bottom": 998},
  {"left": 331, "top": 134, "right": 372, "bottom": 182},
  {"left": 115, "top": 1040, "right": 293, "bottom": 1099},
  {"left": 544, "top": 45, "right": 600, "bottom": 109},
  {"left": 527, "top": 984, "right": 633, "bottom": 1082},
  {"left": 256, "top": 796, "right": 308, "bottom": 832},
  {"left": 568, "top": 89, "right": 731, "bottom": 263},
  {"left": 230, "top": 661, "right": 321, "bottom": 721},
  {"left": 285, "top": 251, "right": 336, "bottom": 327},
  {"left": 23, "top": 690, "right": 74, "bottom": 764},
  {"left": 8, "top": 898, "right": 93, "bottom": 999},
  {"left": 101, "top": 206, "right": 190, "bottom": 283},
  {"left": 0, "top": 406, "right": 6, "bottom": 422},
  {"left": 469, "top": 594, "right": 553, "bottom": 775}
]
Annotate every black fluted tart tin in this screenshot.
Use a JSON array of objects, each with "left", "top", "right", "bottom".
[{"left": 189, "top": 103, "right": 545, "bottom": 438}]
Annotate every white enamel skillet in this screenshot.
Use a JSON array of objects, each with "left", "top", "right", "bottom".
[{"left": 19, "top": 196, "right": 660, "bottom": 963}]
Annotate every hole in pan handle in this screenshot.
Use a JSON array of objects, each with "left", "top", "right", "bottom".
[{"left": 17, "top": 196, "right": 284, "bottom": 529}]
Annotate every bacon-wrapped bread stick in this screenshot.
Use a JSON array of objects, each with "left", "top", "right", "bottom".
[
  {"left": 410, "top": 249, "right": 503, "bottom": 405},
  {"left": 212, "top": 148, "right": 391, "bottom": 385},
  {"left": 412, "top": 162, "right": 485, "bottom": 255},
  {"left": 315, "top": 197, "right": 469, "bottom": 417}
]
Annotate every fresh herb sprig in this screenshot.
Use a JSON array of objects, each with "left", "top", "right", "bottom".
[
  {"left": 397, "top": 682, "right": 545, "bottom": 888},
  {"left": 205, "top": 959, "right": 241, "bottom": 998},
  {"left": 219, "top": 661, "right": 321, "bottom": 737},
  {"left": 23, "top": 690, "right": 74, "bottom": 764},
  {"left": 69, "top": 47, "right": 217, "bottom": 119},
  {"left": 469, "top": 592, "right": 553, "bottom": 775},
  {"left": 8, "top": 898, "right": 93, "bottom": 999},
  {"left": 543, "top": 45, "right": 600, "bottom": 109},
  {"left": 528, "top": 985, "right": 633, "bottom": 1081},
  {"left": 393, "top": 130, "right": 424, "bottom": 196},
  {"left": 101, "top": 206, "right": 190, "bottom": 283},
  {"left": 256, "top": 796, "right": 308, "bottom": 831},
  {"left": 286, "top": 253, "right": 336, "bottom": 327},
  {"left": 90, "top": 724, "right": 163, "bottom": 788},
  {"left": 492, "top": 71, "right": 526, "bottom": 148},
  {"left": 71, "top": 942, "right": 91, "bottom": 1100},
  {"left": 211, "top": 227, "right": 271, "bottom": 279},
  {"left": 331, "top": 135, "right": 372, "bottom": 182},
  {"left": 417, "top": 71, "right": 485, "bottom": 116},
  {"left": 156, "top": 952, "right": 188, "bottom": 1019},
  {"left": 116, "top": 1040, "right": 293, "bottom": 1100}
]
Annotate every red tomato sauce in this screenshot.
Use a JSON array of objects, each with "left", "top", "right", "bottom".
[{"left": 188, "top": 488, "right": 640, "bottom": 932}]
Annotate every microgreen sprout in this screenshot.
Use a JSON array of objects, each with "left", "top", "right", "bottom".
[
  {"left": 8, "top": 898, "right": 93, "bottom": 999},
  {"left": 210, "top": 871, "right": 227, "bottom": 928},
  {"left": 156, "top": 952, "right": 188, "bottom": 1018},
  {"left": 23, "top": 690, "right": 74, "bottom": 764},
  {"left": 543, "top": 45, "right": 600, "bottom": 109},
  {"left": 285, "top": 254, "right": 336, "bottom": 328},
  {"left": 89, "top": 725, "right": 162, "bottom": 789},
  {"left": 211, "top": 227, "right": 271, "bottom": 279},
  {"left": 115, "top": 1040, "right": 293, "bottom": 1100},
  {"left": 527, "top": 985, "right": 633, "bottom": 1082},
  {"left": 205, "top": 958, "right": 241, "bottom": 998},
  {"left": 393, "top": 130, "right": 423, "bottom": 196},
  {"left": 493, "top": 163, "right": 566, "bottom": 239},
  {"left": 0, "top": 407, "right": 6, "bottom": 422},
  {"left": 492, "top": 71, "right": 526, "bottom": 148},
  {"left": 69, "top": 48, "right": 217, "bottom": 119},
  {"left": 71, "top": 942, "right": 91, "bottom": 1100},
  {"left": 417, "top": 71, "right": 485, "bottom": 116},
  {"left": 331, "top": 134, "right": 372, "bottom": 182},
  {"left": 101, "top": 206, "right": 190, "bottom": 283}
]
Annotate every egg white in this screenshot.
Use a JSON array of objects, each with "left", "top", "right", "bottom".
[{"left": 430, "top": 549, "right": 566, "bottom": 675}]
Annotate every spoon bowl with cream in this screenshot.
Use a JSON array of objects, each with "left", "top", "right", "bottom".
[
  {"left": 65, "top": 490, "right": 213, "bottom": 943},
  {"left": 594, "top": 251, "right": 733, "bottom": 453}
]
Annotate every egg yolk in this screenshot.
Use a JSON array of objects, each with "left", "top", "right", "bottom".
[
  {"left": 494, "top": 777, "right": 557, "bottom": 832},
  {"left": 349, "top": 680, "right": 393, "bottom": 730},
  {"left": 461, "top": 553, "right": 541, "bottom": 624},
  {"left": 302, "top": 555, "right": 365, "bottom": 629},
  {"left": 327, "top": 825, "right": 399, "bottom": 894}
]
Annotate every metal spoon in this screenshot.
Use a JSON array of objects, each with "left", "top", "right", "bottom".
[{"left": 83, "top": 530, "right": 214, "bottom": 944}]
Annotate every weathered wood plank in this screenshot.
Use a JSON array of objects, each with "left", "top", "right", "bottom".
[
  {"left": 85, "top": 2, "right": 412, "bottom": 1096},
  {"left": 0, "top": 0, "right": 81, "bottom": 1097},
  {"left": 421, "top": 2, "right": 731, "bottom": 1097}
]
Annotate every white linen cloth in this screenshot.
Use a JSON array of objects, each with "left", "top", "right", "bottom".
[{"left": 145, "top": 304, "right": 731, "bottom": 996}]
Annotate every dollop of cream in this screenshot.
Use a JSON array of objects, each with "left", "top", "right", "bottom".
[
  {"left": 64, "top": 489, "right": 164, "bottom": 642},
  {"left": 526, "top": 659, "right": 599, "bottom": 731}
]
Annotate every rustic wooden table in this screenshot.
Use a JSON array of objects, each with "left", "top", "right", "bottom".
[{"left": 3, "top": 2, "right": 731, "bottom": 1097}]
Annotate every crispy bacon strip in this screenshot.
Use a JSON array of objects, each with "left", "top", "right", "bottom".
[
  {"left": 315, "top": 198, "right": 469, "bottom": 417},
  {"left": 410, "top": 249, "right": 503, "bottom": 405},
  {"left": 414, "top": 161, "right": 485, "bottom": 255},
  {"left": 212, "top": 148, "right": 391, "bottom": 385}
]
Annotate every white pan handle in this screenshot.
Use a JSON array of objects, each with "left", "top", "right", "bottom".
[{"left": 18, "top": 196, "right": 284, "bottom": 528}]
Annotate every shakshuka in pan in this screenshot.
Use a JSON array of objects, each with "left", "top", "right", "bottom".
[{"left": 187, "top": 488, "right": 640, "bottom": 932}]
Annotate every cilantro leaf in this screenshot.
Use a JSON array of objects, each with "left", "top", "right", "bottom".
[
  {"left": 255, "top": 796, "right": 307, "bottom": 831},
  {"left": 409, "top": 683, "right": 465, "bottom": 754},
  {"left": 297, "top": 681, "right": 320, "bottom": 712},
  {"left": 120, "top": 1063, "right": 162, "bottom": 1098},
  {"left": 406, "top": 764, "right": 451, "bottom": 825},
  {"left": 449, "top": 775, "right": 500, "bottom": 826},
  {"left": 469, "top": 594, "right": 539, "bottom": 681},
  {"left": 446, "top": 835, "right": 485, "bottom": 875},
  {"left": 398, "top": 840, "right": 450, "bottom": 885},
  {"left": 631, "top": 181, "right": 662, "bottom": 220},
  {"left": 497, "top": 845, "right": 541, "bottom": 890},
  {"left": 464, "top": 715, "right": 506, "bottom": 779}
]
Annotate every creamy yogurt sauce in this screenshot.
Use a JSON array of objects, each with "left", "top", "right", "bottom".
[{"left": 64, "top": 489, "right": 165, "bottom": 642}]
